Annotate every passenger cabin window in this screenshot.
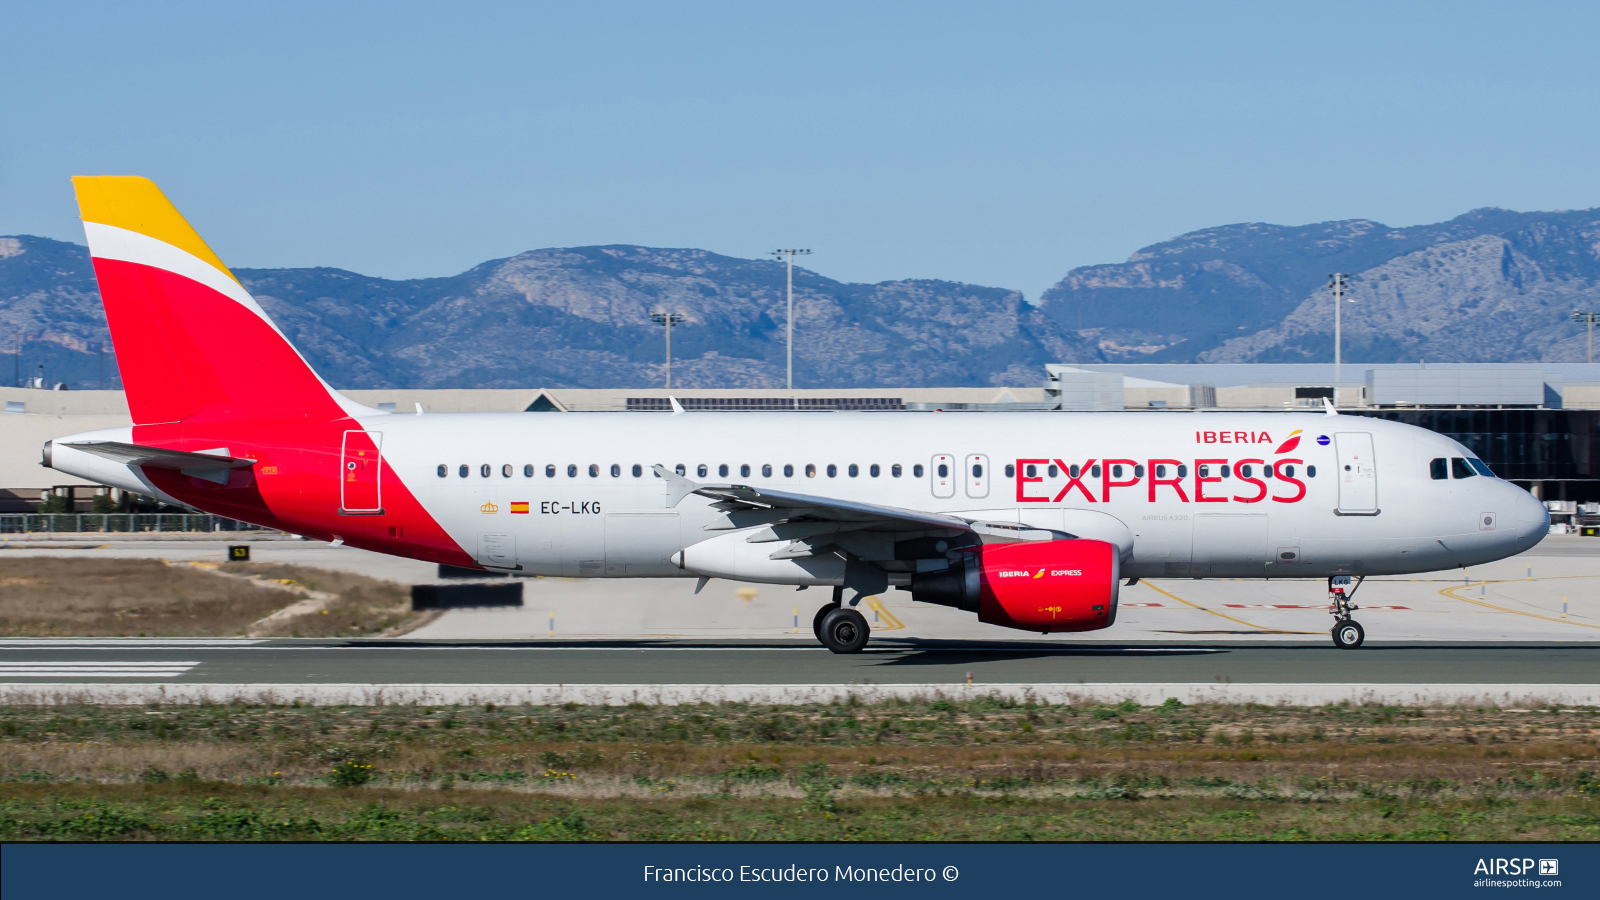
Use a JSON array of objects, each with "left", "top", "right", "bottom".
[
  {"left": 1090, "top": 465, "right": 1101, "bottom": 478},
  {"left": 610, "top": 464, "right": 621, "bottom": 477},
  {"left": 741, "top": 464, "right": 751, "bottom": 477},
  {"left": 1307, "top": 465, "right": 1317, "bottom": 478},
  {"left": 1068, "top": 465, "right": 1078, "bottom": 478},
  {"left": 972, "top": 463, "right": 983, "bottom": 478},
  {"left": 1429, "top": 458, "right": 1448, "bottom": 480},
  {"left": 1281, "top": 464, "right": 1296, "bottom": 478},
  {"left": 632, "top": 464, "right": 643, "bottom": 477},
  {"left": 1451, "top": 457, "right": 1476, "bottom": 479},
  {"left": 1134, "top": 465, "right": 1145, "bottom": 477},
  {"left": 480, "top": 464, "right": 491, "bottom": 478},
  {"left": 545, "top": 464, "right": 556, "bottom": 478},
  {"left": 783, "top": 464, "right": 793, "bottom": 477},
  {"left": 806, "top": 464, "right": 816, "bottom": 478},
  {"left": 913, "top": 464, "right": 924, "bottom": 477},
  {"left": 459, "top": 465, "right": 469, "bottom": 478},
  {"left": 698, "top": 465, "right": 708, "bottom": 477},
  {"left": 936, "top": 463, "right": 949, "bottom": 478},
  {"left": 675, "top": 464, "right": 686, "bottom": 476},
  {"left": 848, "top": 464, "right": 859, "bottom": 477},
  {"left": 567, "top": 464, "right": 578, "bottom": 478},
  {"left": 524, "top": 464, "right": 534, "bottom": 477},
  {"left": 1112, "top": 464, "right": 1124, "bottom": 478},
  {"left": 1004, "top": 464, "right": 1015, "bottom": 478},
  {"left": 827, "top": 464, "right": 838, "bottom": 478},
  {"left": 1025, "top": 464, "right": 1037, "bottom": 478},
  {"left": 502, "top": 464, "right": 513, "bottom": 478},
  {"left": 1177, "top": 465, "right": 1188, "bottom": 478},
  {"left": 437, "top": 464, "right": 447, "bottom": 477},
  {"left": 1239, "top": 464, "right": 1252, "bottom": 478},
  {"left": 718, "top": 464, "right": 729, "bottom": 477},
  {"left": 761, "top": 464, "right": 772, "bottom": 477},
  {"left": 891, "top": 464, "right": 902, "bottom": 478},
  {"left": 1154, "top": 464, "right": 1166, "bottom": 478},
  {"left": 869, "top": 464, "right": 880, "bottom": 477}
]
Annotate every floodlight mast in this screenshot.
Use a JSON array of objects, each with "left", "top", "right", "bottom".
[
  {"left": 1329, "top": 273, "right": 1351, "bottom": 384},
  {"left": 649, "top": 311, "right": 687, "bottom": 389},
  {"left": 1574, "top": 310, "right": 1600, "bottom": 364},
  {"left": 771, "top": 249, "right": 811, "bottom": 402}
]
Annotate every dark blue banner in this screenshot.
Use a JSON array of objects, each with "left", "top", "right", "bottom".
[{"left": 3, "top": 843, "right": 1594, "bottom": 899}]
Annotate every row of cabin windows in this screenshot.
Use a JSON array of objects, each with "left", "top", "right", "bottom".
[
  {"left": 1430, "top": 457, "right": 1494, "bottom": 480},
  {"left": 437, "top": 463, "right": 931, "bottom": 479},
  {"left": 1003, "top": 462, "right": 1315, "bottom": 479}
]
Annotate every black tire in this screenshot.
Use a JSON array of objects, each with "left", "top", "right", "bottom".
[
  {"left": 819, "top": 607, "right": 870, "bottom": 654},
  {"left": 1332, "top": 619, "right": 1365, "bottom": 650},
  {"left": 812, "top": 603, "right": 839, "bottom": 643}
]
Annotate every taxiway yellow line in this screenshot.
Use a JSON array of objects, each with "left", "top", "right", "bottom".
[
  {"left": 866, "top": 596, "right": 906, "bottom": 631},
  {"left": 1438, "top": 584, "right": 1600, "bottom": 630}
]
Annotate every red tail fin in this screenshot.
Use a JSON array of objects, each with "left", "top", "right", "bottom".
[{"left": 73, "top": 176, "right": 362, "bottom": 425}]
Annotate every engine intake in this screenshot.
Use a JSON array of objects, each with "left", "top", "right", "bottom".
[{"left": 908, "top": 539, "right": 1120, "bottom": 633}]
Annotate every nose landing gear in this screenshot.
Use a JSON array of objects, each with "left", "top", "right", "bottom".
[{"left": 1328, "top": 574, "right": 1366, "bottom": 649}]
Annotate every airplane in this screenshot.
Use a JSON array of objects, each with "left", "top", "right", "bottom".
[{"left": 43, "top": 177, "right": 1550, "bottom": 653}]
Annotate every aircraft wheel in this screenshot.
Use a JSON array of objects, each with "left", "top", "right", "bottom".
[
  {"left": 819, "top": 607, "right": 870, "bottom": 654},
  {"left": 812, "top": 603, "right": 839, "bottom": 643},
  {"left": 1332, "top": 619, "right": 1365, "bottom": 650}
]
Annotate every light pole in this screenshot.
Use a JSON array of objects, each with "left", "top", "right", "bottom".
[
  {"left": 770, "top": 249, "right": 811, "bottom": 396},
  {"left": 650, "top": 310, "right": 687, "bottom": 390},
  {"left": 1574, "top": 310, "right": 1600, "bottom": 364},
  {"left": 1329, "top": 273, "right": 1352, "bottom": 384}
]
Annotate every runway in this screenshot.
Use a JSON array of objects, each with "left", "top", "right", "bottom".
[{"left": 0, "top": 635, "right": 1594, "bottom": 680}]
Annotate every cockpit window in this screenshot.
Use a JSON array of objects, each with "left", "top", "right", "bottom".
[
  {"left": 1429, "top": 458, "right": 1447, "bottom": 480},
  {"left": 1451, "top": 457, "right": 1476, "bottom": 479},
  {"left": 1467, "top": 458, "right": 1495, "bottom": 478}
]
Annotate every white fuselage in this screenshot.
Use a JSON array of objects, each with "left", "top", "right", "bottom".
[{"left": 338, "top": 409, "right": 1546, "bottom": 580}]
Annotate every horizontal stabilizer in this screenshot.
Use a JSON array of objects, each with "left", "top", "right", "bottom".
[{"left": 63, "top": 441, "right": 256, "bottom": 485}]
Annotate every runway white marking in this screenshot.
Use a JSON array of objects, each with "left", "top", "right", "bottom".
[
  {"left": 0, "top": 662, "right": 199, "bottom": 678},
  {"left": 0, "top": 639, "right": 262, "bottom": 648}
]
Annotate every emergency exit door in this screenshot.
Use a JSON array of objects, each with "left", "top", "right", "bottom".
[
  {"left": 340, "top": 430, "right": 384, "bottom": 514},
  {"left": 1334, "top": 431, "right": 1378, "bottom": 514}
]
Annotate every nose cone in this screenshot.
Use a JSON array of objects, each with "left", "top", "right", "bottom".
[{"left": 1505, "top": 484, "right": 1550, "bottom": 551}]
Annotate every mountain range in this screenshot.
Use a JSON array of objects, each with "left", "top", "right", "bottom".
[{"left": 3, "top": 205, "right": 1597, "bottom": 390}]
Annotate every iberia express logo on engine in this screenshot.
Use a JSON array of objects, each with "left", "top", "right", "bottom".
[{"left": 1014, "top": 430, "right": 1314, "bottom": 505}]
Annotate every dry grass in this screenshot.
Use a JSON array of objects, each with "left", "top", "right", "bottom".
[
  {"left": 2, "top": 701, "right": 1596, "bottom": 840},
  {"left": 0, "top": 559, "right": 424, "bottom": 637}
]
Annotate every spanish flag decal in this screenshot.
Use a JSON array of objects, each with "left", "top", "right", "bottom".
[{"left": 510, "top": 502, "right": 530, "bottom": 514}]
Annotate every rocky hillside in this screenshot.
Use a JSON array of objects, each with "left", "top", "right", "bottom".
[
  {"left": 1036, "top": 208, "right": 1600, "bottom": 364},
  {"left": 6, "top": 205, "right": 1599, "bottom": 390},
  {"left": 0, "top": 238, "right": 1098, "bottom": 390}
]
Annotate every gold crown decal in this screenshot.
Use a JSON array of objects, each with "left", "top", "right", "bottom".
[{"left": 480, "top": 501, "right": 499, "bottom": 514}]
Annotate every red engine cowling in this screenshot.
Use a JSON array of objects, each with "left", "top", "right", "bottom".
[{"left": 907, "top": 539, "right": 1120, "bottom": 633}]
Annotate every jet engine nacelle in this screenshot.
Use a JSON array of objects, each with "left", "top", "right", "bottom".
[{"left": 908, "top": 539, "right": 1119, "bottom": 633}]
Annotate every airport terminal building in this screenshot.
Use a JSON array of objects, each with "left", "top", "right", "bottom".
[{"left": 5, "top": 362, "right": 1599, "bottom": 517}]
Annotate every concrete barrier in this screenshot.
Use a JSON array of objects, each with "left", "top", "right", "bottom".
[{"left": 411, "top": 581, "right": 524, "bottom": 610}]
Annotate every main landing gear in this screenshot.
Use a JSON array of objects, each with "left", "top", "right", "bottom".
[
  {"left": 1328, "top": 574, "right": 1366, "bottom": 650},
  {"left": 814, "top": 586, "right": 871, "bottom": 654}
]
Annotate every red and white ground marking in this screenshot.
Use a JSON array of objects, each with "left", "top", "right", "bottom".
[
  {"left": 1222, "top": 604, "right": 1409, "bottom": 610},
  {"left": 1121, "top": 602, "right": 1165, "bottom": 608}
]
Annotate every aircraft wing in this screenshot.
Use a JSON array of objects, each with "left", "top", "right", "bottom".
[{"left": 653, "top": 464, "right": 968, "bottom": 531}]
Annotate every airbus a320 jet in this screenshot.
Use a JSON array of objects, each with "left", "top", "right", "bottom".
[{"left": 44, "top": 178, "right": 1550, "bottom": 652}]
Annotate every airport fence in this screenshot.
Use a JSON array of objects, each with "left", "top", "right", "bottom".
[{"left": 0, "top": 514, "right": 271, "bottom": 535}]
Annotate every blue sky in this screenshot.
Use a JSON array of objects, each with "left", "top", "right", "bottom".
[{"left": 3, "top": 1, "right": 1597, "bottom": 299}]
